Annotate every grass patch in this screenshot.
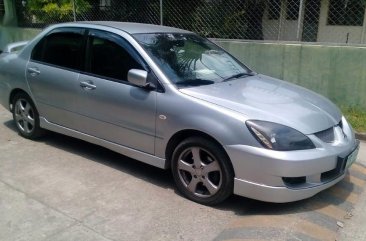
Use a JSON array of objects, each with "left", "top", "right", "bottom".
[{"left": 341, "top": 107, "right": 366, "bottom": 133}]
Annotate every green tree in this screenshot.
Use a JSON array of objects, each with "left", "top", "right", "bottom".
[
  {"left": 27, "top": 0, "right": 91, "bottom": 22},
  {"left": 163, "top": 0, "right": 205, "bottom": 30},
  {"left": 191, "top": 0, "right": 266, "bottom": 40}
]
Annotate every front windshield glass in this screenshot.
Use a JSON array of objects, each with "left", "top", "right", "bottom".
[{"left": 133, "top": 33, "right": 252, "bottom": 87}]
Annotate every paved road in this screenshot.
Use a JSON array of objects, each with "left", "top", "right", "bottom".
[{"left": 0, "top": 105, "right": 365, "bottom": 241}]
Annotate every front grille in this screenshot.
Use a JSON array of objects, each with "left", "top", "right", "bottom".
[{"left": 315, "top": 127, "right": 335, "bottom": 143}]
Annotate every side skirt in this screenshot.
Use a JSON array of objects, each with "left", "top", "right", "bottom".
[{"left": 39, "top": 117, "right": 167, "bottom": 169}]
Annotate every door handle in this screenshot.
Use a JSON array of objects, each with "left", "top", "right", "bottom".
[
  {"left": 80, "top": 81, "right": 96, "bottom": 90},
  {"left": 27, "top": 67, "right": 41, "bottom": 76}
]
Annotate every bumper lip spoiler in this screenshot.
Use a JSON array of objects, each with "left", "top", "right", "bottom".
[{"left": 2, "top": 41, "right": 29, "bottom": 53}]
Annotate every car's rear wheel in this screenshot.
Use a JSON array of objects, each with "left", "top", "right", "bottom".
[
  {"left": 12, "top": 93, "right": 44, "bottom": 139},
  {"left": 171, "top": 137, "right": 234, "bottom": 205}
]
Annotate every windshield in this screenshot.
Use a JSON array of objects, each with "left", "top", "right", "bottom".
[{"left": 133, "top": 33, "right": 252, "bottom": 87}]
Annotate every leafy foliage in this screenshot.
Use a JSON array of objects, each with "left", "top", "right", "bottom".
[
  {"left": 341, "top": 106, "right": 366, "bottom": 132},
  {"left": 165, "top": 0, "right": 266, "bottom": 39},
  {"left": 19, "top": 0, "right": 267, "bottom": 39},
  {"left": 27, "top": 0, "right": 90, "bottom": 22}
]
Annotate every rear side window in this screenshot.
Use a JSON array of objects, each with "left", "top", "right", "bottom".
[{"left": 31, "top": 29, "right": 84, "bottom": 71}]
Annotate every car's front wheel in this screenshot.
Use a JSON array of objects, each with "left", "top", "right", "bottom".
[
  {"left": 12, "top": 93, "right": 44, "bottom": 139},
  {"left": 171, "top": 137, "right": 234, "bottom": 205}
]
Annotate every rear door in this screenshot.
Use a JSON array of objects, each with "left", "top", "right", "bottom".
[{"left": 26, "top": 27, "right": 86, "bottom": 129}]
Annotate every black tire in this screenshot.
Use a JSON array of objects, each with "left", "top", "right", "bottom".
[
  {"left": 12, "top": 93, "right": 45, "bottom": 139},
  {"left": 171, "top": 137, "right": 234, "bottom": 205}
]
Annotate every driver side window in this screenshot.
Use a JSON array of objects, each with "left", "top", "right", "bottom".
[{"left": 88, "top": 34, "right": 142, "bottom": 82}]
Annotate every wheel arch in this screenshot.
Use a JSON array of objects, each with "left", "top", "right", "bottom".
[
  {"left": 165, "top": 129, "right": 235, "bottom": 176},
  {"left": 9, "top": 88, "right": 30, "bottom": 111}
]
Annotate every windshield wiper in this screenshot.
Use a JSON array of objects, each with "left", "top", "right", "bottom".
[
  {"left": 175, "top": 78, "right": 215, "bottom": 87},
  {"left": 222, "top": 72, "right": 255, "bottom": 82}
]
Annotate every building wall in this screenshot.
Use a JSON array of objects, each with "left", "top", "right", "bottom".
[
  {"left": 262, "top": 0, "right": 366, "bottom": 44},
  {"left": 262, "top": 13, "right": 280, "bottom": 40},
  {"left": 262, "top": 1, "right": 300, "bottom": 41},
  {"left": 317, "top": 0, "right": 366, "bottom": 44}
]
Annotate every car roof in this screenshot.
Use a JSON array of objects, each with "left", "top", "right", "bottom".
[{"left": 77, "top": 21, "right": 192, "bottom": 34}]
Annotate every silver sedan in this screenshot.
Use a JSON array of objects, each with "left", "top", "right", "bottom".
[{"left": 0, "top": 22, "right": 359, "bottom": 205}]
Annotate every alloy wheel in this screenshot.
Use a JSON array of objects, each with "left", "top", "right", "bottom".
[
  {"left": 14, "top": 98, "right": 35, "bottom": 135},
  {"left": 177, "top": 147, "right": 222, "bottom": 198}
]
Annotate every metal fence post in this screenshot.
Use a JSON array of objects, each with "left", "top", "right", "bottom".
[
  {"left": 296, "top": 0, "right": 305, "bottom": 41},
  {"left": 160, "top": 0, "right": 163, "bottom": 25},
  {"left": 277, "top": 0, "right": 285, "bottom": 41},
  {"left": 361, "top": 7, "right": 366, "bottom": 44},
  {"left": 72, "top": 0, "right": 76, "bottom": 22}
]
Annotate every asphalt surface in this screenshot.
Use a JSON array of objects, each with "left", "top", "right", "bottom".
[{"left": 0, "top": 105, "right": 365, "bottom": 241}]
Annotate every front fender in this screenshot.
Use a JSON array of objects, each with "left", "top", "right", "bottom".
[{"left": 154, "top": 90, "right": 259, "bottom": 158}]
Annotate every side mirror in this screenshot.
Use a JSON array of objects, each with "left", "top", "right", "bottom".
[{"left": 128, "top": 69, "right": 148, "bottom": 87}]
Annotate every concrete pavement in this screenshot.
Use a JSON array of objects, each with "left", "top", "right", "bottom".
[
  {"left": 338, "top": 140, "right": 366, "bottom": 241},
  {"left": 0, "top": 104, "right": 365, "bottom": 241},
  {"left": 356, "top": 139, "right": 366, "bottom": 166},
  {"left": 215, "top": 155, "right": 366, "bottom": 241},
  {"left": 0, "top": 106, "right": 235, "bottom": 241}
]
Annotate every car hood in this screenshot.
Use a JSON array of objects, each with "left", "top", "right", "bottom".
[{"left": 179, "top": 74, "right": 341, "bottom": 134}]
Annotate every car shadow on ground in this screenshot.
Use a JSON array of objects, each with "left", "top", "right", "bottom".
[
  {"left": 3, "top": 119, "right": 359, "bottom": 217},
  {"left": 3, "top": 120, "right": 174, "bottom": 189}
]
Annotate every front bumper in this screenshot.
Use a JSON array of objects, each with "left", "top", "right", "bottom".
[
  {"left": 225, "top": 121, "right": 359, "bottom": 203},
  {"left": 233, "top": 172, "right": 346, "bottom": 203}
]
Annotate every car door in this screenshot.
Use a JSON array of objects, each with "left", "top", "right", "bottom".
[
  {"left": 75, "top": 29, "right": 157, "bottom": 154},
  {"left": 26, "top": 27, "right": 86, "bottom": 129}
]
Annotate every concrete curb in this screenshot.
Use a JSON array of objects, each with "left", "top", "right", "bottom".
[{"left": 356, "top": 132, "right": 366, "bottom": 141}]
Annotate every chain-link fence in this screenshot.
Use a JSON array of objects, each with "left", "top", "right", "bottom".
[
  {"left": 13, "top": 0, "right": 366, "bottom": 45},
  {"left": 0, "top": 1, "right": 5, "bottom": 21}
]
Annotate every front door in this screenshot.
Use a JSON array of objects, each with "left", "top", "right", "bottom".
[{"left": 75, "top": 30, "right": 157, "bottom": 154}]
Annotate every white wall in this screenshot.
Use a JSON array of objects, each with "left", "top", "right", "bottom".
[
  {"left": 317, "top": 0, "right": 365, "bottom": 44},
  {"left": 262, "top": 0, "right": 303, "bottom": 41},
  {"left": 262, "top": 15, "right": 280, "bottom": 40},
  {"left": 262, "top": 0, "right": 366, "bottom": 44}
]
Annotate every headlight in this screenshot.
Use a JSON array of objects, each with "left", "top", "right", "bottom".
[{"left": 246, "top": 120, "right": 315, "bottom": 151}]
